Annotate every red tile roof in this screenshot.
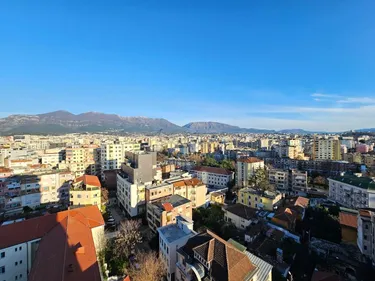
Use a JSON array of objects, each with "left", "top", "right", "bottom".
[
  {"left": 238, "top": 157, "right": 263, "bottom": 164},
  {"left": 28, "top": 207, "right": 104, "bottom": 281},
  {"left": 74, "top": 175, "right": 101, "bottom": 187},
  {"left": 162, "top": 202, "right": 174, "bottom": 212},
  {"left": 294, "top": 196, "right": 309, "bottom": 208},
  {"left": 172, "top": 178, "right": 203, "bottom": 188},
  {"left": 339, "top": 212, "right": 358, "bottom": 229},
  {"left": 193, "top": 166, "right": 233, "bottom": 175},
  {"left": 0, "top": 205, "right": 104, "bottom": 249}
]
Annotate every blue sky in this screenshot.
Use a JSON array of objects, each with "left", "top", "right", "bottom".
[{"left": 0, "top": 1, "right": 374, "bottom": 131}]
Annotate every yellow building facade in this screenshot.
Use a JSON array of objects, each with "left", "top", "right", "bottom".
[
  {"left": 70, "top": 175, "right": 101, "bottom": 208},
  {"left": 238, "top": 188, "right": 282, "bottom": 211}
]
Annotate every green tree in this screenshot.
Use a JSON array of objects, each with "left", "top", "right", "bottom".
[
  {"left": 202, "top": 156, "right": 219, "bottom": 167},
  {"left": 219, "top": 159, "right": 235, "bottom": 171},
  {"left": 248, "top": 168, "right": 272, "bottom": 192}
]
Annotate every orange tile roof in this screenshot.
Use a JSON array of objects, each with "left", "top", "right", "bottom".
[
  {"left": 74, "top": 175, "right": 101, "bottom": 187},
  {"left": 0, "top": 167, "right": 12, "bottom": 173},
  {"left": 339, "top": 212, "right": 357, "bottom": 229},
  {"left": 294, "top": 196, "right": 309, "bottom": 208},
  {"left": 28, "top": 207, "right": 104, "bottom": 281},
  {"left": 359, "top": 209, "right": 371, "bottom": 217},
  {"left": 193, "top": 230, "right": 257, "bottom": 281},
  {"left": 172, "top": 178, "right": 203, "bottom": 188},
  {"left": 0, "top": 205, "right": 104, "bottom": 249},
  {"left": 238, "top": 157, "right": 263, "bottom": 163},
  {"left": 162, "top": 202, "right": 174, "bottom": 212}
]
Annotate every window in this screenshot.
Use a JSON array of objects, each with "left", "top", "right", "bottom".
[
  {"left": 364, "top": 245, "right": 368, "bottom": 250},
  {"left": 19, "top": 260, "right": 22, "bottom": 264},
  {"left": 0, "top": 266, "right": 4, "bottom": 273},
  {"left": 15, "top": 262, "right": 18, "bottom": 266},
  {"left": 0, "top": 252, "right": 4, "bottom": 258},
  {"left": 364, "top": 235, "right": 368, "bottom": 240},
  {"left": 19, "top": 247, "right": 21, "bottom": 250},
  {"left": 15, "top": 276, "right": 18, "bottom": 280},
  {"left": 15, "top": 248, "right": 17, "bottom": 252}
]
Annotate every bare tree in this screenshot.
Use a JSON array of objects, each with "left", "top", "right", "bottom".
[
  {"left": 127, "top": 252, "right": 166, "bottom": 281},
  {"left": 113, "top": 220, "right": 143, "bottom": 259}
]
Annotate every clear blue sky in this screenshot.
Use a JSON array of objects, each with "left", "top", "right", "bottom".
[{"left": 1, "top": 1, "right": 374, "bottom": 131}]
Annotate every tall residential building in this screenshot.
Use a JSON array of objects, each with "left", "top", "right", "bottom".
[
  {"left": 236, "top": 157, "right": 265, "bottom": 187},
  {"left": 65, "top": 146, "right": 99, "bottom": 177},
  {"left": 70, "top": 175, "right": 101, "bottom": 208},
  {"left": 312, "top": 137, "right": 341, "bottom": 160},
  {"left": 116, "top": 151, "right": 156, "bottom": 217},
  {"left": 1, "top": 171, "right": 74, "bottom": 212},
  {"left": 328, "top": 174, "right": 375, "bottom": 209},
  {"left": 357, "top": 210, "right": 375, "bottom": 266},
  {"left": 100, "top": 141, "right": 141, "bottom": 172},
  {"left": 157, "top": 216, "right": 196, "bottom": 281},
  {"left": 0, "top": 206, "right": 104, "bottom": 281}
]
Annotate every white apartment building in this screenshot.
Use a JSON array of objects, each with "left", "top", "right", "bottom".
[
  {"left": 269, "top": 169, "right": 289, "bottom": 190},
  {"left": 191, "top": 166, "right": 234, "bottom": 188},
  {"left": 157, "top": 216, "right": 196, "bottom": 281},
  {"left": 100, "top": 142, "right": 140, "bottom": 171},
  {"left": 328, "top": 174, "right": 375, "bottom": 209},
  {"left": 236, "top": 157, "right": 265, "bottom": 187},
  {"left": 117, "top": 172, "right": 147, "bottom": 217}
]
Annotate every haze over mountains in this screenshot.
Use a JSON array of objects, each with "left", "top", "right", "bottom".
[{"left": 0, "top": 110, "right": 373, "bottom": 134}]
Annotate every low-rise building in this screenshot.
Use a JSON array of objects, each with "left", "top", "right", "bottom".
[
  {"left": 191, "top": 166, "right": 234, "bottom": 188},
  {"left": 223, "top": 203, "right": 258, "bottom": 230},
  {"left": 175, "top": 230, "right": 259, "bottom": 281},
  {"left": 210, "top": 191, "right": 225, "bottom": 205},
  {"left": 70, "top": 175, "right": 101, "bottom": 208},
  {"left": 147, "top": 195, "right": 192, "bottom": 232},
  {"left": 328, "top": 174, "right": 375, "bottom": 209},
  {"left": 271, "top": 207, "right": 298, "bottom": 231},
  {"left": 238, "top": 188, "right": 282, "bottom": 211},
  {"left": 0, "top": 205, "right": 104, "bottom": 281},
  {"left": 157, "top": 216, "right": 196, "bottom": 281}
]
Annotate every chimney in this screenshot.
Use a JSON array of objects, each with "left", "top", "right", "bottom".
[{"left": 76, "top": 246, "right": 85, "bottom": 254}]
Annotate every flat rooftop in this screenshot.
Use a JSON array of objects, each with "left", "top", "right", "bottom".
[{"left": 158, "top": 224, "right": 193, "bottom": 243}]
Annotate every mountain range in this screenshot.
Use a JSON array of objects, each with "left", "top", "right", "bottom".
[{"left": 0, "top": 110, "right": 373, "bottom": 135}]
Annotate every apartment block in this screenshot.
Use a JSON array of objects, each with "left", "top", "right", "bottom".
[
  {"left": 238, "top": 188, "right": 282, "bottom": 211},
  {"left": 157, "top": 216, "right": 196, "bottom": 281},
  {"left": 116, "top": 151, "right": 156, "bottom": 217},
  {"left": 0, "top": 206, "right": 104, "bottom": 281},
  {"left": 328, "top": 174, "right": 375, "bottom": 209},
  {"left": 1, "top": 171, "right": 74, "bottom": 212},
  {"left": 100, "top": 141, "right": 141, "bottom": 171},
  {"left": 65, "top": 146, "right": 99, "bottom": 177},
  {"left": 147, "top": 194, "right": 192, "bottom": 232},
  {"left": 357, "top": 210, "right": 375, "bottom": 266},
  {"left": 236, "top": 157, "right": 265, "bottom": 187},
  {"left": 70, "top": 175, "right": 101, "bottom": 208},
  {"left": 268, "top": 169, "right": 289, "bottom": 190},
  {"left": 191, "top": 166, "right": 234, "bottom": 188},
  {"left": 312, "top": 137, "right": 341, "bottom": 161}
]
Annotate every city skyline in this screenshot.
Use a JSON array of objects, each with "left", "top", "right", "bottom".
[{"left": 1, "top": 1, "right": 375, "bottom": 131}]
